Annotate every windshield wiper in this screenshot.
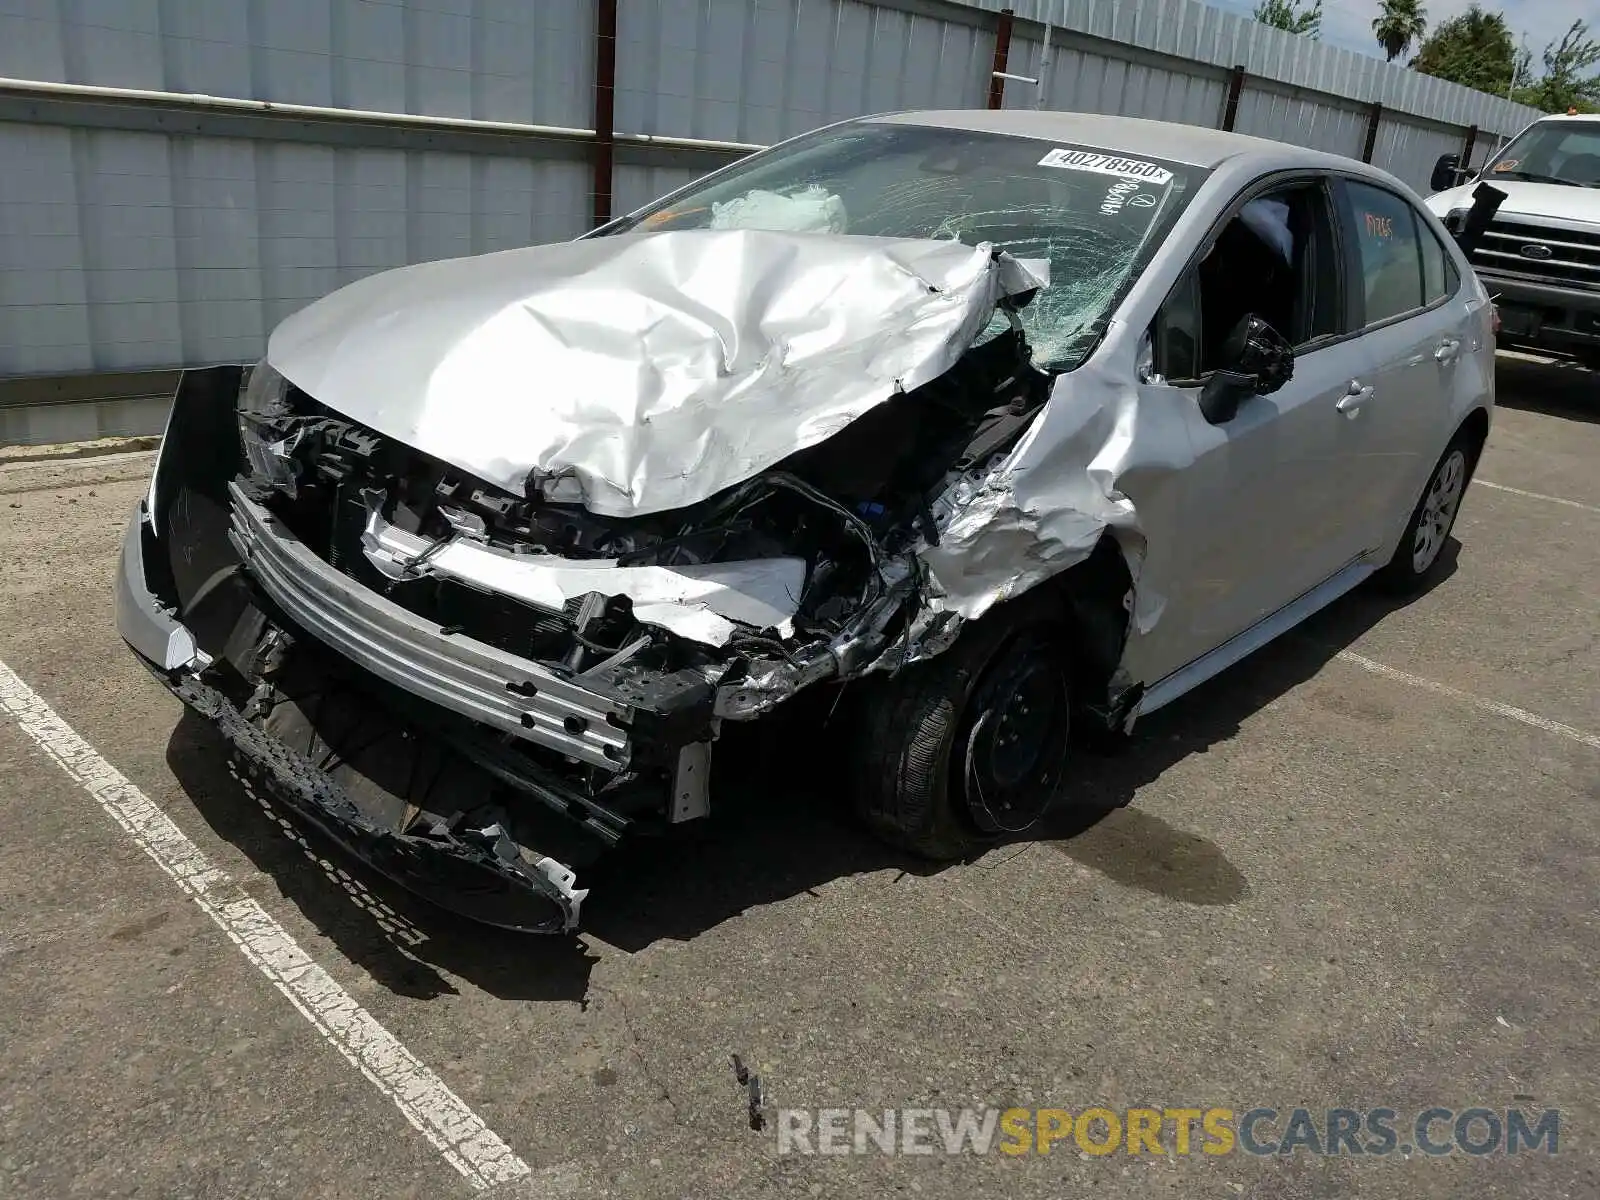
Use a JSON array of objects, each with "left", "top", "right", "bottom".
[{"left": 1492, "top": 170, "right": 1588, "bottom": 187}]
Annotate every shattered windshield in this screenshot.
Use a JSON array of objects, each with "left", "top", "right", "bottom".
[
  {"left": 1485, "top": 120, "right": 1600, "bottom": 188},
  {"left": 609, "top": 122, "right": 1204, "bottom": 370}
]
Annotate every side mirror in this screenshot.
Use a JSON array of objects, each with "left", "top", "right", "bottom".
[
  {"left": 1197, "top": 315, "right": 1294, "bottom": 425},
  {"left": 1451, "top": 181, "right": 1507, "bottom": 257},
  {"left": 1198, "top": 371, "right": 1254, "bottom": 425},
  {"left": 1430, "top": 153, "right": 1465, "bottom": 193}
]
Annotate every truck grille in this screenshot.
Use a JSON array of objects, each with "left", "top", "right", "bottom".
[{"left": 1470, "top": 218, "right": 1600, "bottom": 291}]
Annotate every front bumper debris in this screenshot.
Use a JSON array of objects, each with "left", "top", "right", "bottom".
[
  {"left": 227, "top": 482, "right": 635, "bottom": 771},
  {"left": 170, "top": 668, "right": 591, "bottom": 932},
  {"left": 117, "top": 498, "right": 628, "bottom": 933}
]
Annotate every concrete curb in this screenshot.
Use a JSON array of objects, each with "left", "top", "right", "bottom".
[{"left": 0, "top": 435, "right": 161, "bottom": 464}]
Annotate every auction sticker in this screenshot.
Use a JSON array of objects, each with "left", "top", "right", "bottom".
[{"left": 1038, "top": 147, "right": 1174, "bottom": 185}]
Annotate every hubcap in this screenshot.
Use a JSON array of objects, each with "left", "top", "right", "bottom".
[
  {"left": 960, "top": 644, "right": 1070, "bottom": 834},
  {"left": 1412, "top": 449, "right": 1466, "bottom": 574}
]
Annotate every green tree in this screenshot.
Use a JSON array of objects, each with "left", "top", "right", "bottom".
[
  {"left": 1411, "top": 4, "right": 1516, "bottom": 95},
  {"left": 1252, "top": 0, "right": 1323, "bottom": 39},
  {"left": 1372, "top": 0, "right": 1428, "bottom": 63},
  {"left": 1513, "top": 20, "right": 1600, "bottom": 113}
]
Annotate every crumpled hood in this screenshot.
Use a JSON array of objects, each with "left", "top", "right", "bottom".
[
  {"left": 267, "top": 229, "right": 1047, "bottom": 517},
  {"left": 1426, "top": 179, "right": 1600, "bottom": 224}
]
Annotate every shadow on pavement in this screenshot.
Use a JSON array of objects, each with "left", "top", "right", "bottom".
[
  {"left": 1494, "top": 354, "right": 1599, "bottom": 425},
  {"left": 1027, "top": 543, "right": 1458, "bottom": 903},
  {"left": 166, "top": 712, "right": 601, "bottom": 1004},
  {"left": 163, "top": 544, "right": 1457, "bottom": 1000}
]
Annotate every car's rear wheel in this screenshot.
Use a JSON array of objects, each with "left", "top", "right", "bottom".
[
  {"left": 854, "top": 611, "right": 1071, "bottom": 860},
  {"left": 1374, "top": 434, "right": 1473, "bottom": 593}
]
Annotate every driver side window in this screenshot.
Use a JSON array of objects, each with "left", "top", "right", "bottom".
[{"left": 1153, "top": 180, "right": 1346, "bottom": 381}]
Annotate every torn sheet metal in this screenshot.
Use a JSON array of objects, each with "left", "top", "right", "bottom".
[
  {"left": 360, "top": 497, "right": 805, "bottom": 647},
  {"left": 266, "top": 229, "right": 1046, "bottom": 518},
  {"left": 708, "top": 351, "right": 1188, "bottom": 714},
  {"left": 915, "top": 350, "right": 1192, "bottom": 631}
]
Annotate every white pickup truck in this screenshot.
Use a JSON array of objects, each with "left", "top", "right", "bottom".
[{"left": 1426, "top": 113, "right": 1600, "bottom": 369}]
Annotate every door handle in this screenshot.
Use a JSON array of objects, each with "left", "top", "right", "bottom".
[
  {"left": 1434, "top": 338, "right": 1461, "bottom": 364},
  {"left": 1336, "top": 381, "right": 1373, "bottom": 417}
]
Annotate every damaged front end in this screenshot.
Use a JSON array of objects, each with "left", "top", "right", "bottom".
[{"left": 118, "top": 231, "right": 1065, "bottom": 932}]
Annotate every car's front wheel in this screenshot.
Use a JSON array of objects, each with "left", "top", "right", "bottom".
[
  {"left": 853, "top": 611, "right": 1071, "bottom": 860},
  {"left": 1374, "top": 434, "right": 1473, "bottom": 593}
]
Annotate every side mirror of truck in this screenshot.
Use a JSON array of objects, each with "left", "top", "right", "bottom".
[
  {"left": 1451, "top": 182, "right": 1508, "bottom": 258},
  {"left": 1430, "top": 153, "right": 1466, "bottom": 192}
]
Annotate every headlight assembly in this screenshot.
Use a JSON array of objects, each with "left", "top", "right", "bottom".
[
  {"left": 237, "top": 359, "right": 300, "bottom": 491},
  {"left": 240, "top": 358, "right": 291, "bottom": 420}
]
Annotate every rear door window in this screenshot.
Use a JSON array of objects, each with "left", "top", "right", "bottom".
[{"left": 1340, "top": 180, "right": 1428, "bottom": 325}]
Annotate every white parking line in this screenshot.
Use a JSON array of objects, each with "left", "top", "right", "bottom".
[
  {"left": 0, "top": 658, "right": 533, "bottom": 1193},
  {"left": 1335, "top": 650, "right": 1600, "bottom": 751},
  {"left": 1476, "top": 480, "right": 1600, "bottom": 515}
]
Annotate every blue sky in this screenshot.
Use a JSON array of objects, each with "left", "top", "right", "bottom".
[{"left": 1208, "top": 0, "right": 1593, "bottom": 69}]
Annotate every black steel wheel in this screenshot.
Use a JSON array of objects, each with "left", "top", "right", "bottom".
[
  {"left": 958, "top": 631, "right": 1070, "bottom": 834},
  {"left": 855, "top": 612, "right": 1071, "bottom": 860}
]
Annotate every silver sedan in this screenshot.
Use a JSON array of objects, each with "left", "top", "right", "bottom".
[{"left": 117, "top": 110, "right": 1494, "bottom": 930}]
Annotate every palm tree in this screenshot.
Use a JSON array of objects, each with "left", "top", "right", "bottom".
[{"left": 1373, "top": 0, "right": 1428, "bottom": 63}]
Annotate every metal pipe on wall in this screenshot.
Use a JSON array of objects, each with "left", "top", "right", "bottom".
[{"left": 0, "top": 75, "right": 762, "bottom": 157}]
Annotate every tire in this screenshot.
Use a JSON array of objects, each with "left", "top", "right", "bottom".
[
  {"left": 1373, "top": 434, "right": 1474, "bottom": 594},
  {"left": 853, "top": 611, "right": 1072, "bottom": 860}
]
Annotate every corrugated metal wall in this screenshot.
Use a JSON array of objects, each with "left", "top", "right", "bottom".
[
  {"left": 1, "top": 123, "right": 591, "bottom": 376},
  {"left": 1008, "top": 37, "right": 1230, "bottom": 127},
  {"left": 0, "top": 121, "right": 593, "bottom": 375},
  {"left": 0, "top": 0, "right": 1550, "bottom": 399},
  {"left": 975, "top": 0, "right": 1541, "bottom": 132},
  {"left": 1, "top": 0, "right": 601, "bottom": 383},
  {"left": 984, "top": 6, "right": 1536, "bottom": 184},
  {"left": 614, "top": 0, "right": 996, "bottom": 145},
  {"left": 0, "top": 0, "right": 594, "bottom": 122},
  {"left": 1371, "top": 114, "right": 1465, "bottom": 184},
  {"left": 1233, "top": 82, "right": 1368, "bottom": 158}
]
